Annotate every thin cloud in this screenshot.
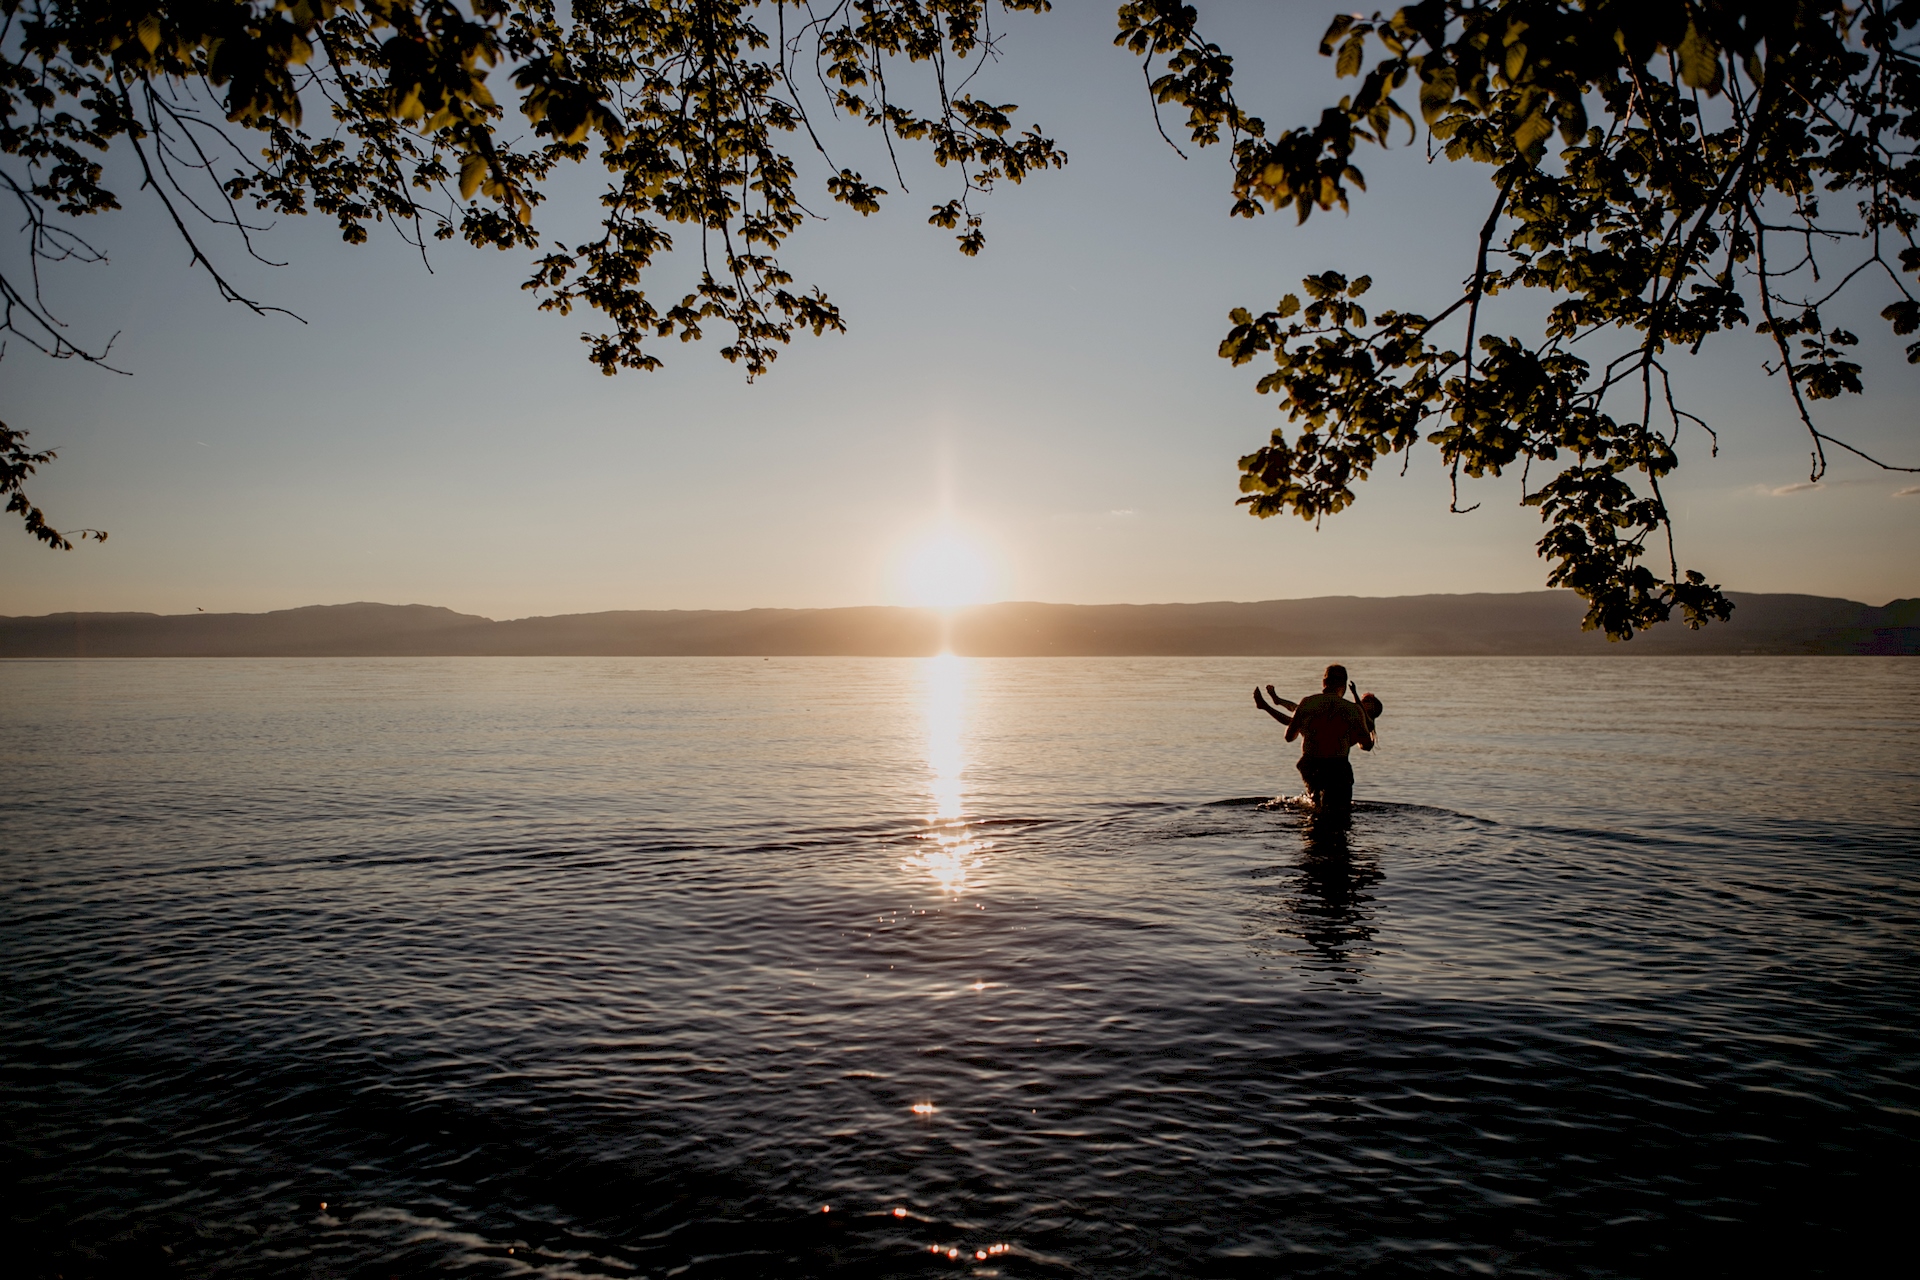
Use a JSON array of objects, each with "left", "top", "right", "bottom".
[
  {"left": 1896, "top": 485, "right": 1920, "bottom": 498},
  {"left": 1763, "top": 481, "right": 1823, "bottom": 496}
]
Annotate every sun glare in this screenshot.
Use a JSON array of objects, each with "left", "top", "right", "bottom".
[{"left": 897, "top": 533, "right": 994, "bottom": 609}]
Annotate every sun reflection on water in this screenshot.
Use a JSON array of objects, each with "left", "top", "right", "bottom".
[{"left": 908, "top": 652, "right": 988, "bottom": 894}]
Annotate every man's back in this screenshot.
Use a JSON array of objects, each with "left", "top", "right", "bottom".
[{"left": 1289, "top": 692, "right": 1369, "bottom": 758}]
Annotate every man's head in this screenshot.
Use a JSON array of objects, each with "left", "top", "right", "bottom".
[
  {"left": 1361, "top": 693, "right": 1384, "bottom": 719},
  {"left": 1322, "top": 664, "right": 1348, "bottom": 691}
]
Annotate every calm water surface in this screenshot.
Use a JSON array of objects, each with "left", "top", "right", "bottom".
[{"left": 3, "top": 657, "right": 1917, "bottom": 1278}]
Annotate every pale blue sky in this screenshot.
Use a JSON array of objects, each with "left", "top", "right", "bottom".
[{"left": 3, "top": 2, "right": 1915, "bottom": 618}]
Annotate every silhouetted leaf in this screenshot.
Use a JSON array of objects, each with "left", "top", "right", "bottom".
[{"left": 1212, "top": 0, "right": 1917, "bottom": 637}]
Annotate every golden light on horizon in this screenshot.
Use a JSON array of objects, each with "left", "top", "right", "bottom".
[{"left": 895, "top": 532, "right": 994, "bottom": 609}]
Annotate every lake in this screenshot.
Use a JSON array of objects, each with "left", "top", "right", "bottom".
[{"left": 3, "top": 656, "right": 1916, "bottom": 1277}]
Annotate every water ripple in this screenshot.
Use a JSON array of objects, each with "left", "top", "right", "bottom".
[{"left": 4, "top": 656, "right": 1917, "bottom": 1277}]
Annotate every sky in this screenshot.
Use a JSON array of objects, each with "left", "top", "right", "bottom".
[{"left": 3, "top": 2, "right": 1916, "bottom": 620}]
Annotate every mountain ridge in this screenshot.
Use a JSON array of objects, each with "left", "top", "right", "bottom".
[{"left": 3, "top": 592, "right": 1915, "bottom": 656}]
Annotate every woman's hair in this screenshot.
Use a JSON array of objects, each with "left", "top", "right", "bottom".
[{"left": 1361, "top": 693, "right": 1384, "bottom": 718}]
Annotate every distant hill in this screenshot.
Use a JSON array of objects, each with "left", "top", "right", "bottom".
[
  {"left": 3, "top": 593, "right": 1914, "bottom": 657},
  {"left": 0, "top": 603, "right": 492, "bottom": 658}
]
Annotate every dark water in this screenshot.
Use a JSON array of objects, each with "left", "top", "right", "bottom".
[{"left": 3, "top": 657, "right": 1916, "bottom": 1278}]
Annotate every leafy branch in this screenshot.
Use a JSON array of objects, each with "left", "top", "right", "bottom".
[
  {"left": 2, "top": 416, "right": 106, "bottom": 548},
  {"left": 1, "top": 0, "right": 1066, "bottom": 544},
  {"left": 1179, "top": 0, "right": 1918, "bottom": 638}
]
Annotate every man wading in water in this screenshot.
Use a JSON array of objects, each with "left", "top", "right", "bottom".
[{"left": 1253, "top": 664, "right": 1378, "bottom": 813}]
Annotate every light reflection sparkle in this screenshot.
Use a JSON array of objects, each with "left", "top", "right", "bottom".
[{"left": 906, "top": 653, "right": 989, "bottom": 895}]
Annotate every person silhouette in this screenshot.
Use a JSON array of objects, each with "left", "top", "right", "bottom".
[{"left": 1252, "top": 664, "right": 1379, "bottom": 812}]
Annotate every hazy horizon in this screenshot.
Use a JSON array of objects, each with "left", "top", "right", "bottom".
[{"left": 8, "top": 581, "right": 1919, "bottom": 623}]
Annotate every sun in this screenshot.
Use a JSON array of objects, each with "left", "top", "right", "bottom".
[{"left": 897, "top": 532, "right": 995, "bottom": 609}]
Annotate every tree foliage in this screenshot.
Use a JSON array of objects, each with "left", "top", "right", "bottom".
[
  {"left": 1, "top": 0, "right": 1063, "bottom": 545},
  {"left": 2, "top": 418, "right": 104, "bottom": 546},
  {"left": 1122, "top": 0, "right": 1918, "bottom": 637},
  {"left": 4, "top": 2, "right": 1916, "bottom": 640}
]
